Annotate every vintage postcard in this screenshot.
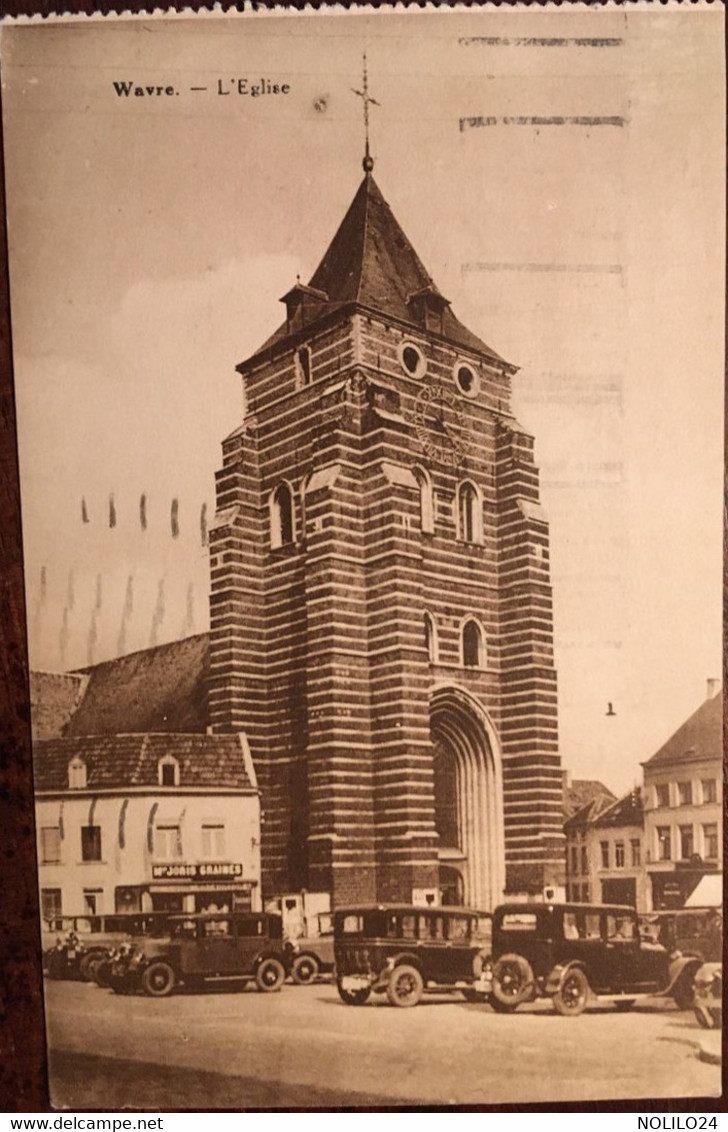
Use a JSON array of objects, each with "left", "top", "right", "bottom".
[{"left": 0, "top": 2, "right": 723, "bottom": 1110}]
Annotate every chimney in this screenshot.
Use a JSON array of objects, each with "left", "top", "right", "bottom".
[{"left": 706, "top": 678, "right": 721, "bottom": 700}]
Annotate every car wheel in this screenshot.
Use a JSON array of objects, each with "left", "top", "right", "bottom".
[
  {"left": 491, "top": 954, "right": 534, "bottom": 1008},
  {"left": 255, "top": 957, "right": 286, "bottom": 993},
  {"left": 291, "top": 954, "right": 319, "bottom": 986},
  {"left": 386, "top": 964, "right": 424, "bottom": 1008},
  {"left": 553, "top": 967, "right": 590, "bottom": 1017},
  {"left": 613, "top": 999, "right": 636, "bottom": 1012},
  {"left": 336, "top": 978, "right": 371, "bottom": 1006},
  {"left": 79, "top": 951, "right": 105, "bottom": 982},
  {"left": 673, "top": 978, "right": 695, "bottom": 1011},
  {"left": 140, "top": 961, "right": 176, "bottom": 998},
  {"left": 694, "top": 1006, "right": 715, "bottom": 1029},
  {"left": 94, "top": 962, "right": 112, "bottom": 989},
  {"left": 489, "top": 995, "right": 518, "bottom": 1013}
]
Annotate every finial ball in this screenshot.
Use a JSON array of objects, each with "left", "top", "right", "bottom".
[{"left": 362, "top": 155, "right": 374, "bottom": 173}]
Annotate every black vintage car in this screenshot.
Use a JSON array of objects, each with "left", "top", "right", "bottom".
[
  {"left": 107, "top": 912, "right": 289, "bottom": 997},
  {"left": 333, "top": 904, "right": 492, "bottom": 1007},
  {"left": 490, "top": 903, "right": 702, "bottom": 1016},
  {"left": 638, "top": 907, "right": 722, "bottom": 963}
]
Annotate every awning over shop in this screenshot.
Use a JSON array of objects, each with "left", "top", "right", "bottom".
[{"left": 684, "top": 873, "right": 723, "bottom": 908}]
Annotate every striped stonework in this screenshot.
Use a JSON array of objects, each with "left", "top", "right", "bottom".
[{"left": 209, "top": 172, "right": 564, "bottom": 906}]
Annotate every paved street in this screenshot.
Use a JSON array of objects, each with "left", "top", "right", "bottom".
[{"left": 46, "top": 979, "right": 720, "bottom": 1109}]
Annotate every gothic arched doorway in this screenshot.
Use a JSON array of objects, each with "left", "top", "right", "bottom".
[{"left": 430, "top": 686, "right": 505, "bottom": 910}]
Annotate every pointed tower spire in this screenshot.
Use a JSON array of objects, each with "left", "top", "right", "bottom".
[{"left": 351, "top": 52, "right": 379, "bottom": 173}]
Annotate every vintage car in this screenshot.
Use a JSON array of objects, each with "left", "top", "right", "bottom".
[
  {"left": 693, "top": 963, "right": 722, "bottom": 1030},
  {"left": 107, "top": 912, "right": 289, "bottom": 997},
  {"left": 333, "top": 904, "right": 492, "bottom": 1007},
  {"left": 490, "top": 903, "right": 702, "bottom": 1016},
  {"left": 638, "top": 907, "right": 722, "bottom": 963},
  {"left": 42, "top": 912, "right": 171, "bottom": 981},
  {"left": 286, "top": 911, "right": 335, "bottom": 985}
]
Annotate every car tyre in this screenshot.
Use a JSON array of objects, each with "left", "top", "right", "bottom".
[
  {"left": 337, "top": 979, "right": 371, "bottom": 1006},
  {"left": 553, "top": 967, "right": 590, "bottom": 1017},
  {"left": 489, "top": 995, "right": 518, "bottom": 1013},
  {"left": 291, "top": 954, "right": 320, "bottom": 986},
  {"left": 140, "top": 961, "right": 176, "bottom": 998},
  {"left": 694, "top": 1005, "right": 716, "bottom": 1029},
  {"left": 255, "top": 957, "right": 286, "bottom": 993},
  {"left": 79, "top": 951, "right": 105, "bottom": 982},
  {"left": 491, "top": 954, "right": 534, "bottom": 1008},
  {"left": 386, "top": 964, "right": 424, "bottom": 1008},
  {"left": 672, "top": 978, "right": 695, "bottom": 1011}
]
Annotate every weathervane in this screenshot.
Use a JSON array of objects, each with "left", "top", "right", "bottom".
[{"left": 351, "top": 52, "right": 379, "bottom": 173}]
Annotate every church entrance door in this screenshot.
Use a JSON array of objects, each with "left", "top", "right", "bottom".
[{"left": 430, "top": 686, "right": 505, "bottom": 911}]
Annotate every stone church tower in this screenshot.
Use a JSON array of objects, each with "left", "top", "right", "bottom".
[{"left": 209, "top": 162, "right": 564, "bottom": 908}]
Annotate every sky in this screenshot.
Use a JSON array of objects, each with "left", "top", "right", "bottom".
[{"left": 1, "top": 6, "right": 724, "bottom": 794}]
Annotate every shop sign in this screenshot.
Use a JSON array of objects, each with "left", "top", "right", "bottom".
[{"left": 152, "top": 862, "right": 245, "bottom": 881}]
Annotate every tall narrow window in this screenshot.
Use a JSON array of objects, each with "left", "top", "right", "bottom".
[
  {"left": 41, "top": 889, "right": 62, "bottom": 920},
  {"left": 296, "top": 346, "right": 311, "bottom": 386},
  {"left": 657, "top": 826, "right": 671, "bottom": 861},
  {"left": 202, "top": 823, "right": 226, "bottom": 859},
  {"left": 424, "top": 613, "right": 437, "bottom": 664},
  {"left": 41, "top": 827, "right": 61, "bottom": 865},
  {"left": 615, "top": 841, "right": 625, "bottom": 868},
  {"left": 462, "top": 620, "right": 482, "bottom": 668},
  {"left": 154, "top": 824, "right": 182, "bottom": 860},
  {"left": 270, "top": 484, "right": 294, "bottom": 549},
  {"left": 81, "top": 825, "right": 102, "bottom": 862},
  {"left": 630, "top": 838, "right": 641, "bottom": 867},
  {"left": 703, "top": 823, "right": 718, "bottom": 859},
  {"left": 413, "top": 467, "right": 434, "bottom": 534},
  {"left": 600, "top": 841, "right": 609, "bottom": 869},
  {"left": 679, "top": 824, "right": 694, "bottom": 859},
  {"left": 68, "top": 757, "right": 87, "bottom": 790},
  {"left": 457, "top": 482, "right": 482, "bottom": 544}
]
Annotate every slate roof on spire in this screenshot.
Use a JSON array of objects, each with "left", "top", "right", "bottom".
[{"left": 240, "top": 173, "right": 505, "bottom": 369}]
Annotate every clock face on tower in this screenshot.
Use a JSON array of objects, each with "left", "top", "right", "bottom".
[{"left": 413, "top": 384, "right": 467, "bottom": 466}]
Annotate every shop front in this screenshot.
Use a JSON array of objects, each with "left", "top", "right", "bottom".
[{"left": 115, "top": 863, "right": 257, "bottom": 915}]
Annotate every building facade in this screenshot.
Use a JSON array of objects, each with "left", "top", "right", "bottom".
[
  {"left": 208, "top": 167, "right": 564, "bottom": 908},
  {"left": 34, "top": 733, "right": 261, "bottom": 918},
  {"left": 642, "top": 687, "right": 722, "bottom": 910},
  {"left": 563, "top": 788, "right": 616, "bottom": 904}
]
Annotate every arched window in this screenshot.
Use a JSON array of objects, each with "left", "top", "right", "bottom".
[
  {"left": 457, "top": 481, "right": 482, "bottom": 544},
  {"left": 462, "top": 619, "right": 484, "bottom": 668},
  {"left": 296, "top": 346, "right": 312, "bottom": 387},
  {"left": 413, "top": 467, "right": 434, "bottom": 534},
  {"left": 68, "top": 757, "right": 87, "bottom": 790},
  {"left": 424, "top": 612, "right": 438, "bottom": 664},
  {"left": 270, "top": 483, "right": 294, "bottom": 549},
  {"left": 158, "top": 755, "right": 180, "bottom": 788}
]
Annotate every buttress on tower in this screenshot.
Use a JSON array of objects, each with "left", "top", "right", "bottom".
[{"left": 208, "top": 167, "right": 565, "bottom": 909}]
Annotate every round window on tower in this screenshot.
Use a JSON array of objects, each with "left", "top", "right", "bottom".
[
  {"left": 398, "top": 341, "right": 427, "bottom": 380},
  {"left": 454, "top": 361, "right": 480, "bottom": 398}
]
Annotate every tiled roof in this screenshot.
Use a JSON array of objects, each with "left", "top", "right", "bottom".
[
  {"left": 563, "top": 792, "right": 616, "bottom": 834},
  {"left": 33, "top": 733, "right": 254, "bottom": 792},
  {"left": 592, "top": 788, "right": 643, "bottom": 830},
  {"left": 30, "top": 671, "right": 88, "bottom": 740},
  {"left": 563, "top": 777, "right": 616, "bottom": 818},
  {"left": 643, "top": 689, "right": 723, "bottom": 768},
  {"left": 242, "top": 174, "right": 505, "bottom": 368},
  {"left": 65, "top": 633, "right": 210, "bottom": 737}
]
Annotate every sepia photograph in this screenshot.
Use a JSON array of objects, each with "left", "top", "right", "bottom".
[{"left": 0, "top": 2, "right": 724, "bottom": 1110}]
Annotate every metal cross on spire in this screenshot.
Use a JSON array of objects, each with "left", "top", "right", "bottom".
[{"left": 351, "top": 52, "right": 379, "bottom": 173}]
